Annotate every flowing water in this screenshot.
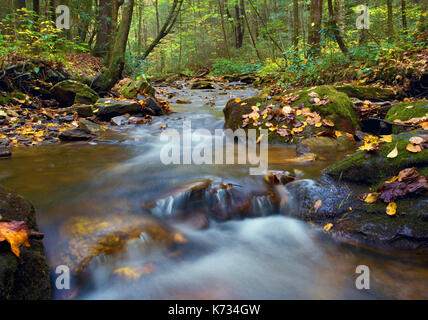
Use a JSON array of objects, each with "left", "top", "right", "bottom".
[{"left": 1, "top": 84, "right": 427, "bottom": 299}]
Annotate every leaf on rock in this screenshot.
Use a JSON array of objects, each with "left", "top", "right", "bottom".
[
  {"left": 0, "top": 220, "right": 31, "bottom": 257},
  {"left": 363, "top": 193, "right": 379, "bottom": 203},
  {"left": 323, "top": 223, "right": 333, "bottom": 232},
  {"left": 387, "top": 146, "right": 398, "bottom": 158},
  {"left": 386, "top": 202, "right": 397, "bottom": 216},
  {"left": 313, "top": 200, "right": 323, "bottom": 212}
]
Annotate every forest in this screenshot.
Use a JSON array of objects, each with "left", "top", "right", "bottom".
[{"left": 0, "top": 0, "right": 427, "bottom": 301}]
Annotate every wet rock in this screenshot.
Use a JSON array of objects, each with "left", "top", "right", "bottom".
[
  {"left": 223, "top": 96, "right": 264, "bottom": 131},
  {"left": 128, "top": 116, "right": 151, "bottom": 125},
  {"left": 335, "top": 85, "right": 398, "bottom": 102},
  {"left": 55, "top": 215, "right": 184, "bottom": 274},
  {"left": 296, "top": 136, "right": 355, "bottom": 155},
  {"left": 92, "top": 98, "right": 142, "bottom": 120},
  {"left": 0, "top": 150, "right": 12, "bottom": 158},
  {"left": 175, "top": 98, "right": 191, "bottom": 104},
  {"left": 119, "top": 78, "right": 156, "bottom": 98},
  {"left": 51, "top": 80, "right": 99, "bottom": 107},
  {"left": 59, "top": 128, "right": 95, "bottom": 141},
  {"left": 282, "top": 177, "right": 428, "bottom": 249},
  {"left": 137, "top": 96, "right": 164, "bottom": 116},
  {"left": 59, "top": 104, "right": 94, "bottom": 117},
  {"left": 191, "top": 81, "right": 215, "bottom": 89},
  {"left": 78, "top": 119, "right": 104, "bottom": 135},
  {"left": 0, "top": 186, "right": 51, "bottom": 299},
  {"left": 325, "top": 130, "right": 428, "bottom": 184},
  {"left": 111, "top": 115, "right": 129, "bottom": 126}
]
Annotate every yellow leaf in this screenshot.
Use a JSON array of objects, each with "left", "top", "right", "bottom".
[
  {"left": 313, "top": 200, "right": 322, "bottom": 212},
  {"left": 406, "top": 143, "right": 422, "bottom": 153},
  {"left": 363, "top": 193, "right": 379, "bottom": 203},
  {"left": 322, "top": 119, "right": 335, "bottom": 127},
  {"left": 380, "top": 135, "right": 392, "bottom": 143},
  {"left": 323, "top": 223, "right": 333, "bottom": 232},
  {"left": 0, "top": 220, "right": 31, "bottom": 257},
  {"left": 386, "top": 202, "right": 397, "bottom": 216},
  {"left": 235, "top": 98, "right": 242, "bottom": 103},
  {"left": 387, "top": 146, "right": 398, "bottom": 158}
]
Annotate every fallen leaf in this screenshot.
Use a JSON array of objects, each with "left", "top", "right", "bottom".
[
  {"left": 387, "top": 146, "right": 398, "bottom": 158},
  {"left": 0, "top": 220, "right": 31, "bottom": 257},
  {"left": 409, "top": 136, "right": 424, "bottom": 145},
  {"left": 380, "top": 135, "right": 392, "bottom": 143},
  {"left": 386, "top": 202, "right": 397, "bottom": 216},
  {"left": 363, "top": 193, "right": 379, "bottom": 203},
  {"left": 322, "top": 119, "right": 335, "bottom": 127},
  {"left": 323, "top": 223, "right": 333, "bottom": 232},
  {"left": 406, "top": 143, "right": 422, "bottom": 153},
  {"left": 313, "top": 200, "right": 322, "bottom": 212}
]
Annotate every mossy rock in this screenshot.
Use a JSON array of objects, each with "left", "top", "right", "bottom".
[
  {"left": 119, "top": 78, "right": 156, "bottom": 99},
  {"left": 223, "top": 86, "right": 359, "bottom": 144},
  {"left": 51, "top": 80, "right": 99, "bottom": 107},
  {"left": 283, "top": 177, "right": 428, "bottom": 249},
  {"left": 296, "top": 136, "right": 356, "bottom": 155},
  {"left": 290, "top": 85, "right": 359, "bottom": 132},
  {"left": 385, "top": 100, "right": 428, "bottom": 123},
  {"left": 325, "top": 130, "right": 428, "bottom": 184},
  {"left": 335, "top": 85, "right": 398, "bottom": 101},
  {"left": 0, "top": 186, "right": 51, "bottom": 299}
]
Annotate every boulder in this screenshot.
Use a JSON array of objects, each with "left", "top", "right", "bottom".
[
  {"left": 59, "top": 104, "right": 94, "bottom": 117},
  {"left": 78, "top": 119, "right": 104, "bottom": 135},
  {"left": 385, "top": 100, "right": 428, "bottom": 133},
  {"left": 50, "top": 80, "right": 99, "bottom": 107},
  {"left": 282, "top": 177, "right": 428, "bottom": 249},
  {"left": 325, "top": 130, "right": 428, "bottom": 184},
  {"left": 119, "top": 78, "right": 156, "bottom": 98},
  {"left": 335, "top": 85, "right": 398, "bottom": 101},
  {"left": 296, "top": 136, "right": 355, "bottom": 155},
  {"left": 0, "top": 186, "right": 51, "bottom": 299},
  {"left": 92, "top": 98, "right": 142, "bottom": 120},
  {"left": 137, "top": 96, "right": 164, "bottom": 116},
  {"left": 110, "top": 115, "right": 129, "bottom": 126}
]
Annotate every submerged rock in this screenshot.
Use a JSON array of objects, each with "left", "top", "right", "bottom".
[
  {"left": 51, "top": 80, "right": 99, "bottom": 107},
  {"left": 191, "top": 81, "right": 215, "bottom": 89},
  {"left": 0, "top": 149, "right": 11, "bottom": 158},
  {"left": 0, "top": 186, "right": 51, "bottom": 299}
]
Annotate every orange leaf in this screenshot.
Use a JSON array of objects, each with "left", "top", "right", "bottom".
[{"left": 0, "top": 220, "right": 31, "bottom": 257}]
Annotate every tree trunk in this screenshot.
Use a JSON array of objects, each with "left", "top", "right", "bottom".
[
  {"left": 335, "top": 0, "right": 345, "bottom": 39},
  {"left": 327, "top": 0, "right": 347, "bottom": 55},
  {"left": 401, "top": 0, "right": 408, "bottom": 33},
  {"left": 418, "top": 0, "right": 427, "bottom": 32},
  {"left": 93, "top": 0, "right": 135, "bottom": 93},
  {"left": 218, "top": 0, "right": 231, "bottom": 58},
  {"left": 32, "top": 0, "right": 40, "bottom": 14},
  {"left": 141, "top": 0, "right": 184, "bottom": 60},
  {"left": 292, "top": 0, "right": 299, "bottom": 47},
  {"left": 387, "top": 0, "right": 393, "bottom": 40},
  {"left": 235, "top": 2, "right": 245, "bottom": 48},
  {"left": 92, "top": 0, "right": 114, "bottom": 59},
  {"left": 308, "top": 0, "right": 323, "bottom": 54},
  {"left": 242, "top": 0, "right": 262, "bottom": 61},
  {"left": 14, "top": 0, "right": 26, "bottom": 9}
]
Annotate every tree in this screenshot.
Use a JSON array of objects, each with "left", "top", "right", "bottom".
[
  {"left": 335, "top": 0, "right": 345, "bottom": 40},
  {"left": 93, "top": 0, "right": 114, "bottom": 59},
  {"left": 218, "top": 0, "right": 231, "bottom": 58},
  {"left": 32, "top": 0, "right": 40, "bottom": 15},
  {"left": 141, "top": 0, "right": 184, "bottom": 60},
  {"left": 401, "top": 0, "right": 408, "bottom": 33},
  {"left": 93, "top": 0, "right": 135, "bottom": 93},
  {"left": 292, "top": 0, "right": 299, "bottom": 47},
  {"left": 242, "top": 0, "right": 262, "bottom": 61},
  {"left": 327, "top": 0, "right": 347, "bottom": 55},
  {"left": 387, "top": 0, "right": 393, "bottom": 40},
  {"left": 308, "top": 0, "right": 323, "bottom": 54}
]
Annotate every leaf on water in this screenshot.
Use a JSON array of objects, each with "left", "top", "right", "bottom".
[
  {"left": 323, "top": 223, "right": 333, "bottom": 232},
  {"left": 0, "top": 220, "right": 31, "bottom": 257},
  {"left": 256, "top": 134, "right": 264, "bottom": 144},
  {"left": 386, "top": 202, "right": 397, "bottom": 216},
  {"left": 387, "top": 146, "right": 398, "bottom": 158}
]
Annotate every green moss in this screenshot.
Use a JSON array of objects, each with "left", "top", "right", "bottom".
[
  {"left": 385, "top": 100, "right": 428, "bottom": 122},
  {"left": 120, "top": 78, "right": 156, "bottom": 98},
  {"left": 291, "top": 85, "right": 359, "bottom": 131},
  {"left": 325, "top": 130, "right": 428, "bottom": 184},
  {"left": 335, "top": 85, "right": 397, "bottom": 101}
]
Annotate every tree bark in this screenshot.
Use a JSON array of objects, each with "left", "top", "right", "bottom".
[
  {"left": 308, "top": 0, "right": 323, "bottom": 54},
  {"left": 327, "top": 0, "right": 347, "bottom": 55},
  {"left": 335, "top": 0, "right": 345, "bottom": 39},
  {"left": 235, "top": 1, "right": 245, "bottom": 48},
  {"left": 218, "top": 0, "right": 231, "bottom": 58},
  {"left": 93, "top": 0, "right": 135, "bottom": 93},
  {"left": 292, "top": 0, "right": 299, "bottom": 47},
  {"left": 401, "top": 0, "right": 408, "bottom": 33},
  {"left": 387, "top": 0, "right": 393, "bottom": 40}
]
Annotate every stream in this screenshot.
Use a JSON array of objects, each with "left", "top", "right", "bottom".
[{"left": 1, "top": 84, "right": 427, "bottom": 299}]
